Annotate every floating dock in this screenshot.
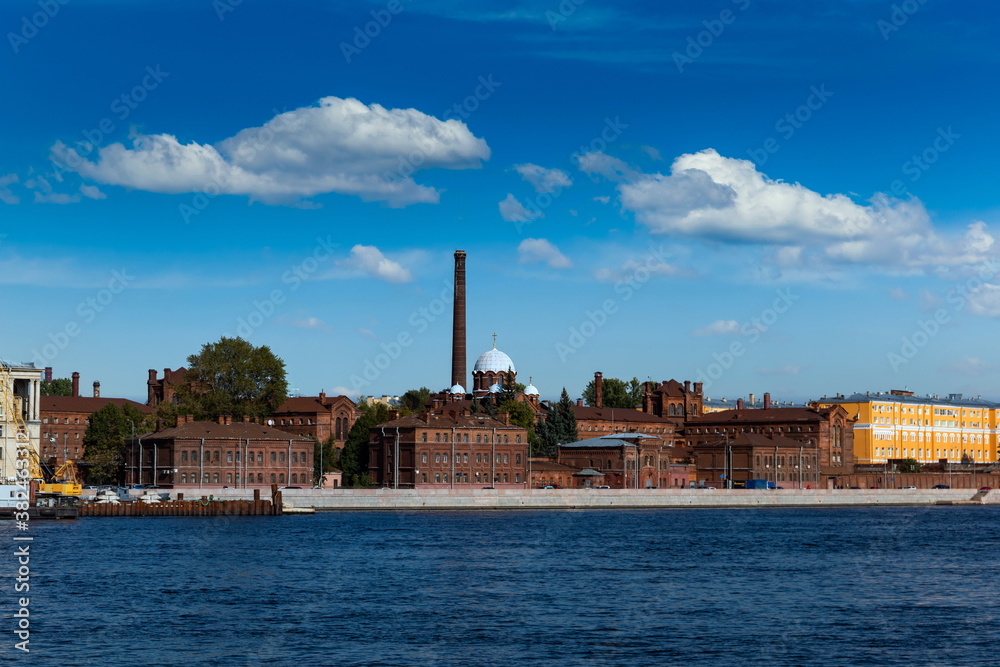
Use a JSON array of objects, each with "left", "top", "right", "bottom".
[{"left": 79, "top": 488, "right": 283, "bottom": 517}]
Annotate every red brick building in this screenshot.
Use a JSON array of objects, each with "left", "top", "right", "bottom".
[
  {"left": 126, "top": 416, "right": 313, "bottom": 488},
  {"left": 270, "top": 393, "right": 358, "bottom": 451},
  {"left": 684, "top": 397, "right": 854, "bottom": 480},
  {"left": 556, "top": 433, "right": 680, "bottom": 489},
  {"left": 368, "top": 408, "right": 529, "bottom": 488},
  {"left": 692, "top": 432, "right": 823, "bottom": 488},
  {"left": 146, "top": 367, "right": 187, "bottom": 406},
  {"left": 40, "top": 372, "right": 153, "bottom": 465}
]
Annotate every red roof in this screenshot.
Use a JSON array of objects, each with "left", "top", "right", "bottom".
[
  {"left": 142, "top": 421, "right": 310, "bottom": 441},
  {"left": 40, "top": 396, "right": 154, "bottom": 415},
  {"left": 688, "top": 407, "right": 836, "bottom": 424},
  {"left": 572, "top": 405, "right": 673, "bottom": 424}
]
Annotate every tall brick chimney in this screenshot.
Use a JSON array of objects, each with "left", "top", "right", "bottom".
[
  {"left": 451, "top": 250, "right": 467, "bottom": 391},
  {"left": 737, "top": 398, "right": 745, "bottom": 410},
  {"left": 93, "top": 381, "right": 100, "bottom": 398},
  {"left": 71, "top": 371, "right": 80, "bottom": 397},
  {"left": 763, "top": 392, "right": 771, "bottom": 410},
  {"left": 44, "top": 366, "right": 53, "bottom": 383},
  {"left": 595, "top": 371, "right": 603, "bottom": 408}
]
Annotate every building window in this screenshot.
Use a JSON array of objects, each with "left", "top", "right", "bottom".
[
  {"left": 213, "top": 473, "right": 219, "bottom": 483},
  {"left": 271, "top": 452, "right": 277, "bottom": 463},
  {"left": 227, "top": 451, "right": 233, "bottom": 463},
  {"left": 503, "top": 454, "right": 509, "bottom": 464},
  {"left": 503, "top": 474, "right": 508, "bottom": 483},
  {"left": 182, "top": 451, "right": 188, "bottom": 462},
  {"left": 227, "top": 473, "right": 232, "bottom": 483},
  {"left": 279, "top": 474, "right": 285, "bottom": 483},
  {"left": 443, "top": 453, "right": 449, "bottom": 463},
  {"left": 444, "top": 433, "right": 449, "bottom": 442},
  {"left": 421, "top": 453, "right": 427, "bottom": 463},
  {"left": 421, "top": 473, "right": 427, "bottom": 483},
  {"left": 477, "top": 435, "right": 482, "bottom": 443},
  {"left": 203, "top": 473, "right": 209, "bottom": 483},
  {"left": 435, "top": 474, "right": 440, "bottom": 483},
  {"left": 292, "top": 474, "right": 297, "bottom": 484},
  {"left": 435, "top": 453, "right": 441, "bottom": 463},
  {"left": 516, "top": 435, "right": 521, "bottom": 443},
  {"left": 292, "top": 452, "right": 298, "bottom": 464},
  {"left": 181, "top": 473, "right": 187, "bottom": 483},
  {"left": 444, "top": 474, "right": 449, "bottom": 483},
  {"left": 422, "top": 433, "right": 427, "bottom": 442},
  {"left": 257, "top": 452, "right": 263, "bottom": 463},
  {"left": 279, "top": 452, "right": 285, "bottom": 463},
  {"left": 236, "top": 473, "right": 240, "bottom": 484},
  {"left": 436, "top": 433, "right": 441, "bottom": 442},
  {"left": 476, "top": 453, "right": 482, "bottom": 463},
  {"left": 271, "top": 473, "right": 276, "bottom": 483},
  {"left": 214, "top": 450, "right": 220, "bottom": 462},
  {"left": 515, "top": 474, "right": 521, "bottom": 483},
  {"left": 463, "top": 453, "right": 469, "bottom": 463}
]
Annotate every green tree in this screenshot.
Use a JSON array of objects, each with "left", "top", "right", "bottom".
[
  {"left": 582, "top": 376, "right": 643, "bottom": 409},
  {"left": 899, "top": 458, "right": 921, "bottom": 473},
  {"left": 313, "top": 435, "right": 338, "bottom": 485},
  {"left": 41, "top": 378, "right": 73, "bottom": 396},
  {"left": 537, "top": 388, "right": 578, "bottom": 456},
  {"left": 176, "top": 336, "right": 288, "bottom": 421},
  {"left": 400, "top": 387, "right": 431, "bottom": 413},
  {"left": 82, "top": 403, "right": 137, "bottom": 484},
  {"left": 500, "top": 370, "right": 525, "bottom": 404},
  {"left": 339, "top": 402, "right": 392, "bottom": 487}
]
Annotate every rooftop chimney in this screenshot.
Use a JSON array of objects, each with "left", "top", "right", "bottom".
[
  {"left": 763, "top": 392, "right": 771, "bottom": 410},
  {"left": 451, "top": 250, "right": 467, "bottom": 391},
  {"left": 71, "top": 372, "right": 80, "bottom": 397},
  {"left": 595, "top": 371, "right": 603, "bottom": 408},
  {"left": 737, "top": 398, "right": 745, "bottom": 410},
  {"left": 577, "top": 399, "right": 584, "bottom": 407},
  {"left": 93, "top": 381, "right": 100, "bottom": 398},
  {"left": 748, "top": 393, "right": 755, "bottom": 407},
  {"left": 44, "top": 366, "right": 53, "bottom": 383}
]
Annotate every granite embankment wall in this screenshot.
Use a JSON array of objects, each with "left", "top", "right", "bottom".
[{"left": 165, "top": 487, "right": 999, "bottom": 511}]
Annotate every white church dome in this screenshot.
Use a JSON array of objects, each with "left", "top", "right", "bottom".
[{"left": 474, "top": 348, "right": 515, "bottom": 374}]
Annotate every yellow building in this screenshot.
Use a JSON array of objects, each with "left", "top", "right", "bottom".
[{"left": 814, "top": 390, "right": 998, "bottom": 466}]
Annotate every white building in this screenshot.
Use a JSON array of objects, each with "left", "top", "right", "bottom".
[{"left": 0, "top": 361, "right": 43, "bottom": 482}]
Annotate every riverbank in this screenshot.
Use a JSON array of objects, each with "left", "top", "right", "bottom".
[{"left": 120, "top": 487, "right": 999, "bottom": 511}]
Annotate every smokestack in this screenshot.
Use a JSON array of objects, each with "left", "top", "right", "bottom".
[
  {"left": 748, "top": 393, "right": 755, "bottom": 407},
  {"left": 764, "top": 392, "right": 771, "bottom": 410},
  {"left": 93, "top": 381, "right": 100, "bottom": 398},
  {"left": 595, "top": 371, "right": 603, "bottom": 408},
  {"left": 44, "top": 367, "right": 53, "bottom": 383},
  {"left": 451, "top": 250, "right": 467, "bottom": 391},
  {"left": 71, "top": 372, "right": 80, "bottom": 397},
  {"left": 737, "top": 398, "right": 745, "bottom": 410}
]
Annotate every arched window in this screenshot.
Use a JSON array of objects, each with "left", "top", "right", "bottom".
[
  {"left": 181, "top": 473, "right": 187, "bottom": 483},
  {"left": 227, "top": 473, "right": 232, "bottom": 484},
  {"left": 279, "top": 474, "right": 285, "bottom": 484},
  {"left": 270, "top": 473, "right": 276, "bottom": 483}
]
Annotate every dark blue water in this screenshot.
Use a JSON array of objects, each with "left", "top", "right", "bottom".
[{"left": 3, "top": 507, "right": 999, "bottom": 666}]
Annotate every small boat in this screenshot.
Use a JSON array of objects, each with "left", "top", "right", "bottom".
[{"left": 282, "top": 503, "right": 315, "bottom": 515}]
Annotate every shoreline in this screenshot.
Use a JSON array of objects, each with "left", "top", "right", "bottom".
[{"left": 115, "top": 487, "right": 998, "bottom": 512}]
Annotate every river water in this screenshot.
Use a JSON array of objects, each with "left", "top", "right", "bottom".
[{"left": 3, "top": 506, "right": 999, "bottom": 665}]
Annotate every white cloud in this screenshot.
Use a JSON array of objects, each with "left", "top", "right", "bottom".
[
  {"left": 593, "top": 196, "right": 610, "bottom": 204},
  {"left": 80, "top": 184, "right": 106, "bottom": 200},
  {"left": 579, "top": 148, "right": 995, "bottom": 270},
  {"left": 498, "top": 193, "right": 542, "bottom": 223},
  {"left": 692, "top": 320, "right": 741, "bottom": 336},
  {"left": 51, "top": 96, "right": 490, "bottom": 207},
  {"left": 640, "top": 145, "right": 663, "bottom": 161},
  {"left": 0, "top": 174, "right": 19, "bottom": 204},
  {"left": 338, "top": 245, "right": 414, "bottom": 284},
  {"left": 966, "top": 283, "right": 1000, "bottom": 317},
  {"left": 514, "top": 163, "right": 572, "bottom": 193},
  {"left": 517, "top": 238, "right": 572, "bottom": 269},
  {"left": 888, "top": 287, "right": 909, "bottom": 301},
  {"left": 942, "top": 357, "right": 995, "bottom": 376}
]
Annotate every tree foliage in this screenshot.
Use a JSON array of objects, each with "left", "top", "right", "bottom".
[
  {"left": 312, "top": 435, "right": 338, "bottom": 485},
  {"left": 176, "top": 336, "right": 288, "bottom": 421},
  {"left": 536, "top": 388, "right": 578, "bottom": 456},
  {"left": 339, "top": 401, "right": 392, "bottom": 487},
  {"left": 582, "top": 376, "right": 643, "bottom": 409},
  {"left": 82, "top": 403, "right": 147, "bottom": 484},
  {"left": 41, "top": 378, "right": 73, "bottom": 396},
  {"left": 400, "top": 387, "right": 431, "bottom": 414}
]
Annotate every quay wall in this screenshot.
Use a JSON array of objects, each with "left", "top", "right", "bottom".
[{"left": 146, "top": 487, "right": 998, "bottom": 511}]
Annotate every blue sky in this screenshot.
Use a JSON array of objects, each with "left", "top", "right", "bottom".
[{"left": 2, "top": 0, "right": 999, "bottom": 404}]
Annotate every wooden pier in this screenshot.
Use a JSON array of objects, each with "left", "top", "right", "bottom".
[{"left": 79, "top": 488, "right": 283, "bottom": 517}]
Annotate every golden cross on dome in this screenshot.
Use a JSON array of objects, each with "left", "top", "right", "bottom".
[{"left": 492, "top": 332, "right": 497, "bottom": 348}]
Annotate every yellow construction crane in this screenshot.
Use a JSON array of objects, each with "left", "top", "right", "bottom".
[
  {"left": 0, "top": 360, "right": 33, "bottom": 484},
  {"left": 1, "top": 363, "right": 82, "bottom": 495}
]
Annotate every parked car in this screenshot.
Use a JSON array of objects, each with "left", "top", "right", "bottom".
[
  {"left": 901, "top": 486, "right": 917, "bottom": 490},
  {"left": 595, "top": 485, "right": 610, "bottom": 489},
  {"left": 931, "top": 484, "right": 950, "bottom": 489},
  {"left": 980, "top": 486, "right": 992, "bottom": 492},
  {"left": 695, "top": 486, "right": 715, "bottom": 490}
]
